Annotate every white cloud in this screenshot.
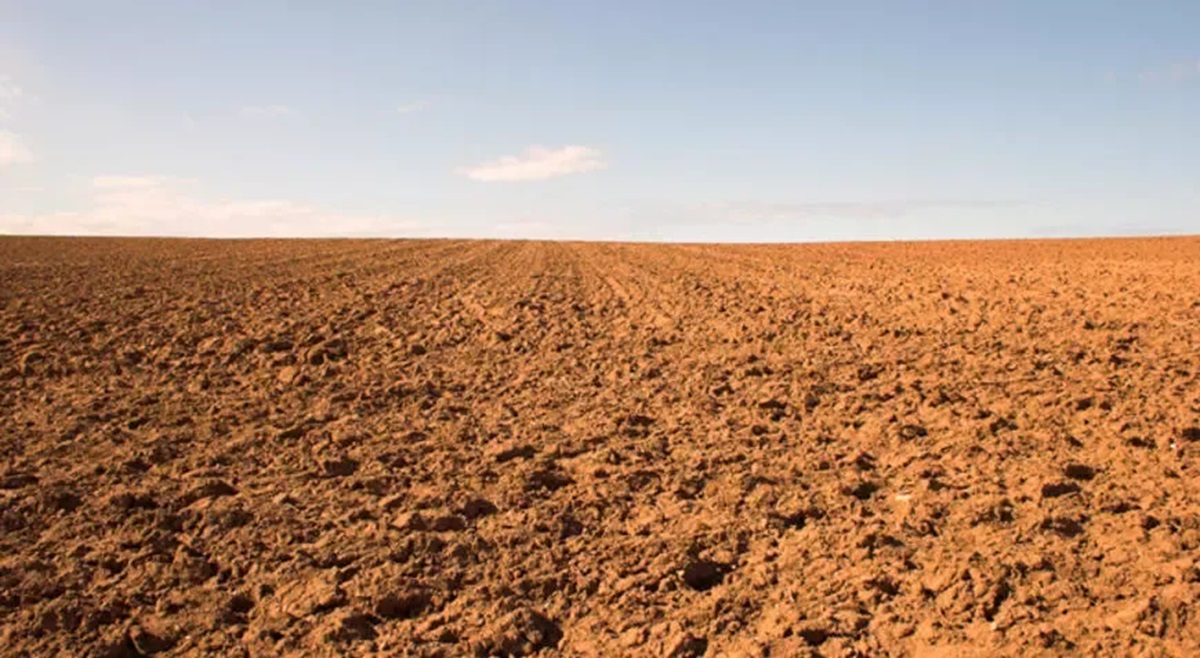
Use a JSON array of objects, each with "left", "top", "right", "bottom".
[
  {"left": 0, "top": 130, "right": 33, "bottom": 166},
  {"left": 700, "top": 199, "right": 1022, "bottom": 223},
  {"left": 490, "top": 220, "right": 569, "bottom": 239},
  {"left": 92, "top": 175, "right": 185, "bottom": 190},
  {"left": 0, "top": 76, "right": 26, "bottom": 121},
  {"left": 1138, "top": 59, "right": 1200, "bottom": 84},
  {"left": 457, "top": 145, "right": 606, "bottom": 182},
  {"left": 397, "top": 100, "right": 430, "bottom": 115},
  {"left": 239, "top": 104, "right": 298, "bottom": 118},
  {"left": 0, "top": 77, "right": 22, "bottom": 101},
  {"left": 0, "top": 176, "right": 425, "bottom": 237}
]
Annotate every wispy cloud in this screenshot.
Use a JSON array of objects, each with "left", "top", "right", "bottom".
[
  {"left": 457, "top": 145, "right": 607, "bottom": 182},
  {"left": 0, "top": 75, "right": 27, "bottom": 121},
  {"left": 0, "top": 130, "right": 33, "bottom": 166},
  {"left": 396, "top": 100, "right": 430, "bottom": 115},
  {"left": 0, "top": 175, "right": 425, "bottom": 237},
  {"left": 92, "top": 175, "right": 187, "bottom": 190},
  {"left": 1138, "top": 59, "right": 1200, "bottom": 84},
  {"left": 0, "top": 77, "right": 21, "bottom": 101},
  {"left": 696, "top": 199, "right": 1023, "bottom": 223},
  {"left": 239, "top": 104, "right": 298, "bottom": 118},
  {"left": 601, "top": 199, "right": 1030, "bottom": 235},
  {"left": 490, "top": 220, "right": 569, "bottom": 239}
]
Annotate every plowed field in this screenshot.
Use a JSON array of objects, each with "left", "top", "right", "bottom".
[{"left": 2, "top": 237, "right": 1199, "bottom": 657}]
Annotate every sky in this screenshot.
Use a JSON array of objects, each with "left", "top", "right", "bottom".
[{"left": 1, "top": 1, "right": 1198, "bottom": 242}]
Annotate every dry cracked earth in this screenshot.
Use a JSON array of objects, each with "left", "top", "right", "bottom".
[{"left": 2, "top": 236, "right": 1199, "bottom": 657}]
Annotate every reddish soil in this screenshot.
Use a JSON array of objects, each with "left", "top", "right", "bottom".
[{"left": 1, "top": 237, "right": 1199, "bottom": 657}]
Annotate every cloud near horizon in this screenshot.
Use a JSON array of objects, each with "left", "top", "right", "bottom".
[
  {"left": 396, "top": 100, "right": 430, "bottom": 115},
  {"left": 1138, "top": 59, "right": 1200, "bottom": 84},
  {"left": 0, "top": 175, "right": 425, "bottom": 238},
  {"left": 457, "top": 145, "right": 606, "bottom": 182},
  {"left": 239, "top": 104, "right": 298, "bottom": 118},
  {"left": 0, "top": 76, "right": 25, "bottom": 120},
  {"left": 697, "top": 199, "right": 1027, "bottom": 223},
  {"left": 0, "top": 130, "right": 34, "bottom": 166}
]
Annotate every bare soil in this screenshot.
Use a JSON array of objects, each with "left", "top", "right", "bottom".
[{"left": 1, "top": 237, "right": 1199, "bottom": 657}]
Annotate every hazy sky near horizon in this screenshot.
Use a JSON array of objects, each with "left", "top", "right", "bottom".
[{"left": 1, "top": 1, "right": 1198, "bottom": 241}]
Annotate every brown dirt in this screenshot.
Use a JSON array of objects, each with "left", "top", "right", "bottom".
[{"left": 1, "top": 236, "right": 1199, "bottom": 657}]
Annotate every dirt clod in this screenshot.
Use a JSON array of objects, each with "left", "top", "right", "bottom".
[
  {"left": 667, "top": 633, "right": 709, "bottom": 657},
  {"left": 1063, "top": 463, "right": 1097, "bottom": 481},
  {"left": 1041, "top": 481, "right": 1082, "bottom": 498},
  {"left": 375, "top": 590, "right": 432, "bottom": 620},
  {"left": 682, "top": 560, "right": 727, "bottom": 592},
  {"left": 0, "top": 472, "right": 39, "bottom": 489},
  {"left": 474, "top": 608, "right": 562, "bottom": 657},
  {"left": 128, "top": 624, "right": 175, "bottom": 655},
  {"left": 270, "top": 572, "right": 343, "bottom": 619}
]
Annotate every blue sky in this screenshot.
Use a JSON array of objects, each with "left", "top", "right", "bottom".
[{"left": 1, "top": 1, "right": 1198, "bottom": 240}]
